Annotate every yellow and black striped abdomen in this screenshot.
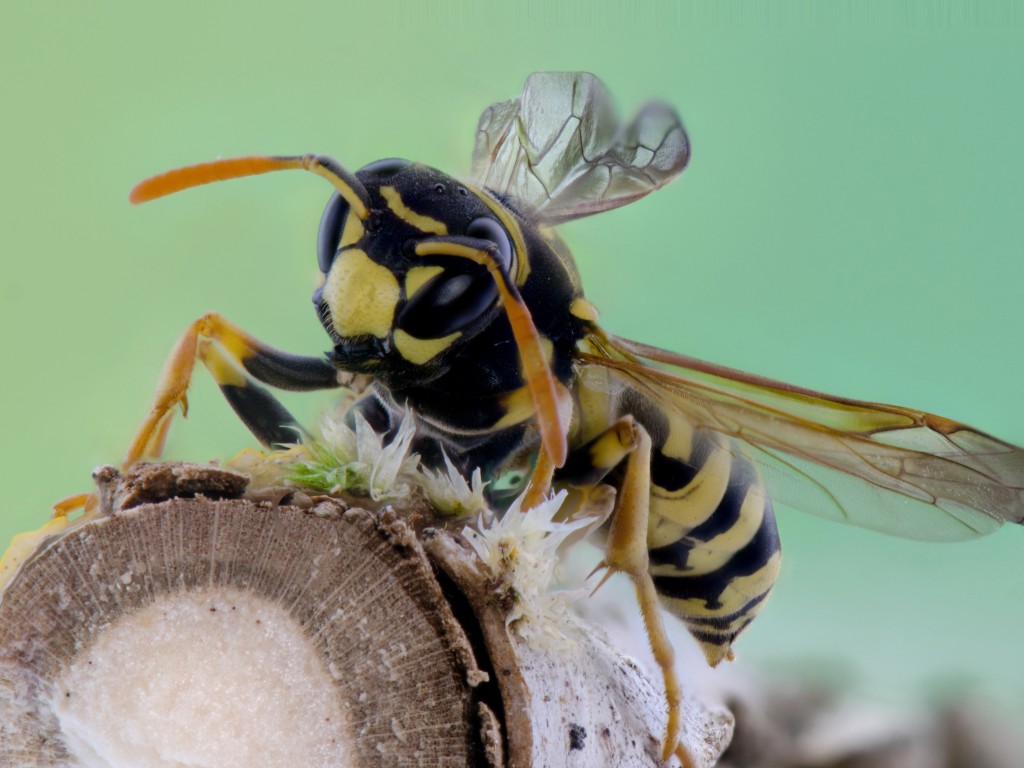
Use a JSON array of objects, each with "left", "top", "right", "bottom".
[{"left": 645, "top": 424, "right": 782, "bottom": 666}]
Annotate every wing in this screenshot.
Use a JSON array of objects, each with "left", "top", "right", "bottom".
[
  {"left": 471, "top": 72, "right": 690, "bottom": 223},
  {"left": 577, "top": 332, "right": 1024, "bottom": 542}
]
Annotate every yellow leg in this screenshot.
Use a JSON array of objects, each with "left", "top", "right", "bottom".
[
  {"left": 522, "top": 444, "right": 556, "bottom": 509},
  {"left": 590, "top": 422, "right": 693, "bottom": 767},
  {"left": 122, "top": 312, "right": 343, "bottom": 466},
  {"left": 123, "top": 315, "right": 205, "bottom": 466},
  {"left": 52, "top": 492, "right": 98, "bottom": 518}
]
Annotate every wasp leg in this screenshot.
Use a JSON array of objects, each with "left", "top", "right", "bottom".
[
  {"left": 51, "top": 492, "right": 99, "bottom": 519},
  {"left": 197, "top": 338, "right": 306, "bottom": 447},
  {"left": 588, "top": 419, "right": 693, "bottom": 767},
  {"left": 522, "top": 445, "right": 556, "bottom": 510},
  {"left": 124, "top": 312, "right": 341, "bottom": 466}
]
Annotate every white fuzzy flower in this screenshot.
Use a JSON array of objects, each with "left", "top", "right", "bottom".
[
  {"left": 305, "top": 410, "right": 420, "bottom": 501},
  {"left": 417, "top": 452, "right": 490, "bottom": 518},
  {"left": 463, "top": 490, "right": 596, "bottom": 638}
]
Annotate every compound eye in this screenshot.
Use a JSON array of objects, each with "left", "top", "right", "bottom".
[
  {"left": 317, "top": 193, "right": 350, "bottom": 273},
  {"left": 396, "top": 268, "right": 499, "bottom": 338},
  {"left": 358, "top": 158, "right": 412, "bottom": 178},
  {"left": 466, "top": 217, "right": 512, "bottom": 271}
]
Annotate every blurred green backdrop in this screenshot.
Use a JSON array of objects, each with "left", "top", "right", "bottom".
[{"left": 2, "top": 0, "right": 1021, "bottom": 714}]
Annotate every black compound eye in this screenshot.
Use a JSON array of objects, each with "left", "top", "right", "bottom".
[
  {"left": 358, "top": 158, "right": 412, "bottom": 177},
  {"left": 397, "top": 268, "right": 499, "bottom": 338},
  {"left": 466, "top": 217, "right": 512, "bottom": 271},
  {"left": 317, "top": 193, "right": 350, "bottom": 273}
]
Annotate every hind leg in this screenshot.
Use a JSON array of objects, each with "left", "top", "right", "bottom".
[{"left": 585, "top": 418, "right": 693, "bottom": 767}]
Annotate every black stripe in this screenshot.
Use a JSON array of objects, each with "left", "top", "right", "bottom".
[
  {"left": 222, "top": 383, "right": 303, "bottom": 447},
  {"left": 650, "top": 449, "right": 699, "bottom": 493},
  {"left": 652, "top": 506, "right": 780, "bottom": 610},
  {"left": 677, "top": 591, "right": 770, "bottom": 632},
  {"left": 686, "top": 454, "right": 755, "bottom": 542},
  {"left": 687, "top": 627, "right": 734, "bottom": 648},
  {"left": 241, "top": 351, "right": 341, "bottom": 391},
  {"left": 648, "top": 455, "right": 765, "bottom": 568}
]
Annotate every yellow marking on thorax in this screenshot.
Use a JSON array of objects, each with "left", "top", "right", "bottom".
[
  {"left": 380, "top": 186, "right": 448, "bottom": 235},
  {"left": 405, "top": 266, "right": 444, "bottom": 297},
  {"left": 569, "top": 298, "right": 600, "bottom": 323},
  {"left": 324, "top": 249, "right": 400, "bottom": 338},
  {"left": 572, "top": 367, "right": 619, "bottom": 444},
  {"left": 340, "top": 212, "right": 365, "bottom": 248},
  {"left": 493, "top": 386, "right": 537, "bottom": 430},
  {"left": 394, "top": 328, "right": 461, "bottom": 365}
]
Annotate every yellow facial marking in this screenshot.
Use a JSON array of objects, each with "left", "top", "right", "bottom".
[
  {"left": 380, "top": 186, "right": 448, "bottom": 235},
  {"left": 340, "top": 211, "right": 365, "bottom": 248},
  {"left": 394, "top": 328, "right": 461, "bottom": 365},
  {"left": 405, "top": 266, "right": 444, "bottom": 298},
  {"left": 569, "top": 298, "right": 600, "bottom": 323},
  {"left": 324, "top": 249, "right": 400, "bottom": 338}
]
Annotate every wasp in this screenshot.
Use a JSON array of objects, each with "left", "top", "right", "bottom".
[{"left": 122, "top": 73, "right": 1024, "bottom": 765}]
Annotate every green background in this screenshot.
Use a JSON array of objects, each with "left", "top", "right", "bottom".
[{"left": 2, "top": 0, "right": 1021, "bottom": 715}]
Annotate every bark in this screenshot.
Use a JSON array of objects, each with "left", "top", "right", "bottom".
[{"left": 0, "top": 463, "right": 733, "bottom": 767}]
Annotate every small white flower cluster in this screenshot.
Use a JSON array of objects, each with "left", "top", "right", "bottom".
[
  {"left": 462, "top": 490, "right": 597, "bottom": 641},
  {"left": 285, "top": 407, "right": 609, "bottom": 641},
  {"left": 306, "top": 410, "right": 490, "bottom": 517},
  {"left": 316, "top": 411, "right": 420, "bottom": 501}
]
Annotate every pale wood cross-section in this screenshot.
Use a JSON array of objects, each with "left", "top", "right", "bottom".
[{"left": 0, "top": 463, "right": 733, "bottom": 767}]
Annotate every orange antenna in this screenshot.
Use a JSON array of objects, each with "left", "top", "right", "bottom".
[
  {"left": 415, "top": 239, "right": 568, "bottom": 469},
  {"left": 130, "top": 154, "right": 372, "bottom": 220}
]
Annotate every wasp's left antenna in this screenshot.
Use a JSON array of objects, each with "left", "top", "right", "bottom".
[{"left": 130, "top": 154, "right": 373, "bottom": 220}]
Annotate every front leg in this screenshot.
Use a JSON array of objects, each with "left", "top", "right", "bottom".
[{"left": 124, "top": 312, "right": 342, "bottom": 465}]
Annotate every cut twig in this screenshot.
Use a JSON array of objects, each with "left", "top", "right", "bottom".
[{"left": 0, "top": 463, "right": 734, "bottom": 767}]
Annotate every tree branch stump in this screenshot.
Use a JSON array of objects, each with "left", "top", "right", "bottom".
[{"left": 0, "top": 463, "right": 733, "bottom": 767}]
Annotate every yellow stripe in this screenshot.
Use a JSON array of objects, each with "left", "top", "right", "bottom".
[
  {"left": 493, "top": 386, "right": 536, "bottom": 429},
  {"left": 380, "top": 186, "right": 448, "bottom": 235},
  {"left": 569, "top": 298, "right": 600, "bottom": 322},
  {"left": 651, "top": 485, "right": 767, "bottom": 577},
  {"left": 393, "top": 328, "right": 460, "bottom": 365},
  {"left": 198, "top": 340, "right": 248, "bottom": 387},
  {"left": 662, "top": 552, "right": 781, "bottom": 621},
  {"left": 340, "top": 212, "right": 364, "bottom": 248}
]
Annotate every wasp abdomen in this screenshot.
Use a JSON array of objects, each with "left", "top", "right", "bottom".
[{"left": 646, "top": 431, "right": 782, "bottom": 666}]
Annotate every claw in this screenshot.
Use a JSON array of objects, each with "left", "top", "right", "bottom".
[
  {"left": 52, "top": 492, "right": 97, "bottom": 519},
  {"left": 586, "top": 560, "right": 616, "bottom": 597}
]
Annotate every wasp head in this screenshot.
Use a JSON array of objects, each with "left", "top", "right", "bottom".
[{"left": 313, "top": 158, "right": 520, "bottom": 387}]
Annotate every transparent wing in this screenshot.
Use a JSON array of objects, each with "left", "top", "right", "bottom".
[
  {"left": 471, "top": 72, "right": 690, "bottom": 223},
  {"left": 578, "top": 332, "right": 1024, "bottom": 542}
]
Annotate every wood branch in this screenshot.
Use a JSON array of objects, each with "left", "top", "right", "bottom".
[{"left": 0, "top": 463, "right": 733, "bottom": 767}]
